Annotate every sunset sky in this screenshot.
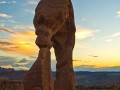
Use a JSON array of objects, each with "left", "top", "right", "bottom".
[{"left": 0, "top": 0, "right": 120, "bottom": 71}]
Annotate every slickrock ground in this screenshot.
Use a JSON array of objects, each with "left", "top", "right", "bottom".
[
  {"left": 0, "top": 79, "right": 24, "bottom": 90},
  {"left": 0, "top": 79, "right": 120, "bottom": 90},
  {"left": 76, "top": 84, "right": 120, "bottom": 90}
]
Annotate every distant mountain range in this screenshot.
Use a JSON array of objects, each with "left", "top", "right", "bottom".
[
  {"left": 75, "top": 71, "right": 120, "bottom": 86},
  {"left": 0, "top": 67, "right": 120, "bottom": 86},
  {"left": 74, "top": 65, "right": 120, "bottom": 72}
]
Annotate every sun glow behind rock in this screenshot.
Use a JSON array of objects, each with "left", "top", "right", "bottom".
[{"left": 0, "top": 0, "right": 120, "bottom": 71}]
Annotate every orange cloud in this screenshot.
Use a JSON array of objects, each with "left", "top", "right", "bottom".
[
  {"left": 0, "top": 30, "right": 38, "bottom": 56},
  {"left": 1, "top": 65, "right": 29, "bottom": 70}
]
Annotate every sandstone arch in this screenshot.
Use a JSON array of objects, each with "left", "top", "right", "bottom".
[{"left": 24, "top": 0, "right": 76, "bottom": 90}]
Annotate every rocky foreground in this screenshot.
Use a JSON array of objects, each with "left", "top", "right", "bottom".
[
  {"left": 0, "top": 79, "right": 120, "bottom": 90},
  {"left": 0, "top": 79, "right": 24, "bottom": 90},
  {"left": 76, "top": 84, "right": 120, "bottom": 90}
]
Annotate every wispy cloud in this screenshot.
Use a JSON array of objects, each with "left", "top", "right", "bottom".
[
  {"left": 105, "top": 39, "right": 113, "bottom": 42},
  {"left": 89, "top": 55, "right": 98, "bottom": 58},
  {"left": 29, "top": 55, "right": 37, "bottom": 59},
  {"left": 73, "top": 59, "right": 82, "bottom": 61},
  {"left": 1, "top": 65, "right": 29, "bottom": 70},
  {"left": 0, "top": 1, "right": 16, "bottom": 4},
  {"left": 0, "top": 28, "right": 15, "bottom": 33},
  {"left": 8, "top": 20, "right": 18, "bottom": 24},
  {"left": 0, "top": 57, "right": 32, "bottom": 70},
  {"left": 13, "top": 25, "right": 34, "bottom": 30},
  {"left": 13, "top": 58, "right": 34, "bottom": 70},
  {"left": 17, "top": 58, "right": 29, "bottom": 63},
  {"left": 116, "top": 11, "right": 120, "bottom": 18},
  {"left": 0, "top": 55, "right": 4, "bottom": 58},
  {"left": 76, "top": 27, "right": 100, "bottom": 40},
  {"left": 0, "top": 41, "right": 12, "bottom": 45},
  {"left": 0, "top": 13, "right": 12, "bottom": 18},
  {"left": 0, "top": 23, "right": 5, "bottom": 27},
  {"left": 73, "top": 59, "right": 92, "bottom": 68},
  {"left": 81, "top": 18, "right": 88, "bottom": 22},
  {"left": 104, "top": 32, "right": 120, "bottom": 42},
  {"left": 110, "top": 32, "right": 120, "bottom": 38},
  {"left": 74, "top": 27, "right": 100, "bottom": 50},
  {"left": 24, "top": 9, "right": 35, "bottom": 14},
  {"left": 0, "top": 56, "right": 17, "bottom": 66},
  {"left": 27, "top": 0, "right": 39, "bottom": 4},
  {"left": 0, "top": 1, "right": 6, "bottom": 4},
  {"left": 0, "top": 29, "right": 37, "bottom": 56}
]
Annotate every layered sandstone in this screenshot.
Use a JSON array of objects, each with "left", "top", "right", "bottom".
[{"left": 24, "top": 0, "right": 76, "bottom": 90}]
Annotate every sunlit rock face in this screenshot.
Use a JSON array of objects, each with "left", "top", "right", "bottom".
[
  {"left": 24, "top": 0, "right": 76, "bottom": 90},
  {"left": 0, "top": 79, "right": 24, "bottom": 90}
]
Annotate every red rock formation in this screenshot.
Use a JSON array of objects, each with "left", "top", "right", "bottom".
[
  {"left": 0, "top": 79, "right": 24, "bottom": 90},
  {"left": 24, "top": 48, "right": 54, "bottom": 90},
  {"left": 24, "top": 0, "right": 76, "bottom": 90}
]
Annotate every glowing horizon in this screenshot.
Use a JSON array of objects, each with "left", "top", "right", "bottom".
[{"left": 0, "top": 0, "right": 120, "bottom": 71}]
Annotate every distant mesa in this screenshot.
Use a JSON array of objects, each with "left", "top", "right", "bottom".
[{"left": 0, "top": 67, "right": 14, "bottom": 72}]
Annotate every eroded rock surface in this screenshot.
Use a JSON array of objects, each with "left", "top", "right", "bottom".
[
  {"left": 24, "top": 48, "right": 54, "bottom": 90},
  {"left": 24, "top": 0, "right": 76, "bottom": 90},
  {"left": 0, "top": 79, "right": 24, "bottom": 90}
]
